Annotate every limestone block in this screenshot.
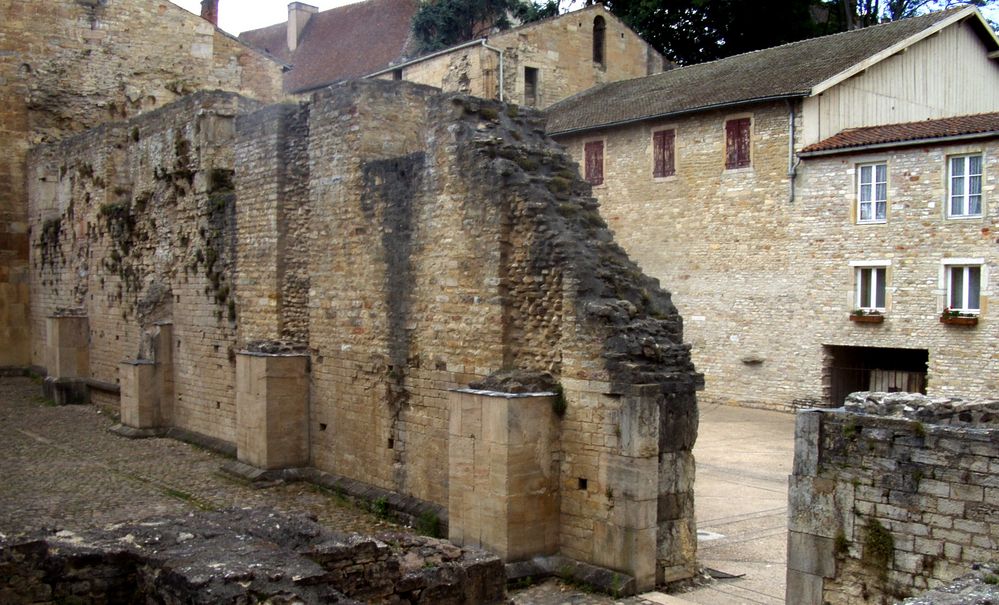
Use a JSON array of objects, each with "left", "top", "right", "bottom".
[
  {"left": 787, "top": 531, "right": 836, "bottom": 578},
  {"left": 785, "top": 568, "right": 825, "bottom": 605},
  {"left": 619, "top": 390, "right": 660, "bottom": 458},
  {"left": 447, "top": 388, "right": 559, "bottom": 562},
  {"left": 793, "top": 411, "right": 822, "bottom": 477},
  {"left": 788, "top": 475, "right": 855, "bottom": 539},
  {"left": 120, "top": 361, "right": 160, "bottom": 429},
  {"left": 235, "top": 352, "right": 309, "bottom": 470},
  {"left": 45, "top": 315, "right": 89, "bottom": 379}
]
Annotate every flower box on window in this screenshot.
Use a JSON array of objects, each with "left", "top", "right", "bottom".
[
  {"left": 850, "top": 310, "right": 884, "bottom": 323},
  {"left": 940, "top": 308, "right": 978, "bottom": 326}
]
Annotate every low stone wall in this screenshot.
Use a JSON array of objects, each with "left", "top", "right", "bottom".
[
  {"left": 0, "top": 508, "right": 507, "bottom": 604},
  {"left": 787, "top": 392, "right": 999, "bottom": 605}
]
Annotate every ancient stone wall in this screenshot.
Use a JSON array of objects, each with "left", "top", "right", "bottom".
[
  {"left": 374, "top": 6, "right": 661, "bottom": 110},
  {"left": 787, "top": 394, "right": 999, "bottom": 605},
  {"left": 28, "top": 80, "right": 701, "bottom": 590},
  {"left": 28, "top": 91, "right": 261, "bottom": 442},
  {"left": 1, "top": 0, "right": 284, "bottom": 369}
]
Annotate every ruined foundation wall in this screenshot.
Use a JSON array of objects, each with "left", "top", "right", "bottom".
[
  {"left": 29, "top": 80, "right": 700, "bottom": 588},
  {"left": 787, "top": 397, "right": 999, "bottom": 605},
  {"left": 1, "top": 0, "right": 284, "bottom": 369},
  {"left": 28, "top": 92, "right": 260, "bottom": 442}
]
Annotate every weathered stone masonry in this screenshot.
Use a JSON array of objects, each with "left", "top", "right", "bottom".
[
  {"left": 1, "top": 0, "right": 284, "bottom": 370},
  {"left": 787, "top": 393, "right": 999, "bottom": 605},
  {"left": 28, "top": 80, "right": 701, "bottom": 591}
]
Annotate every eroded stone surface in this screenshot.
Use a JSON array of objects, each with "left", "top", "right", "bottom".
[
  {"left": 844, "top": 391, "right": 999, "bottom": 426},
  {"left": 0, "top": 508, "right": 507, "bottom": 605}
]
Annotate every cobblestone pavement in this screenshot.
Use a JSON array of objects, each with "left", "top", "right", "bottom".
[
  {"left": 0, "top": 376, "right": 402, "bottom": 538},
  {"left": 0, "top": 377, "right": 792, "bottom": 605}
]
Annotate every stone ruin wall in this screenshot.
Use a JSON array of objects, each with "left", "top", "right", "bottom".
[
  {"left": 1, "top": 0, "right": 285, "bottom": 369},
  {"left": 28, "top": 80, "right": 701, "bottom": 590},
  {"left": 787, "top": 393, "right": 999, "bottom": 605},
  {"left": 29, "top": 91, "right": 260, "bottom": 438}
]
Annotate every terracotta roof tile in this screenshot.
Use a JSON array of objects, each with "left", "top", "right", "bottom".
[
  {"left": 801, "top": 113, "right": 999, "bottom": 154},
  {"left": 544, "top": 9, "right": 979, "bottom": 135},
  {"left": 239, "top": 0, "right": 419, "bottom": 94}
]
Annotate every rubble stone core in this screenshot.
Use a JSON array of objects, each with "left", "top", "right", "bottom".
[{"left": 27, "top": 80, "right": 701, "bottom": 591}]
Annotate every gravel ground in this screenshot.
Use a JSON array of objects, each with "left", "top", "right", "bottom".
[{"left": 0, "top": 376, "right": 659, "bottom": 604}]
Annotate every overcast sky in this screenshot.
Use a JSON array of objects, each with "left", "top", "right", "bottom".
[{"left": 170, "top": 0, "right": 361, "bottom": 35}]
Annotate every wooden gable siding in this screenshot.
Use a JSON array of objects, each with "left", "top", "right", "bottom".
[{"left": 802, "top": 20, "right": 999, "bottom": 145}]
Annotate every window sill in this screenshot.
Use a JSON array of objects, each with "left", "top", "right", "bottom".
[
  {"left": 723, "top": 166, "right": 753, "bottom": 175},
  {"left": 849, "top": 313, "right": 884, "bottom": 324},
  {"left": 856, "top": 220, "right": 887, "bottom": 225},
  {"left": 652, "top": 175, "right": 677, "bottom": 183},
  {"left": 940, "top": 315, "right": 979, "bottom": 326},
  {"left": 946, "top": 214, "right": 983, "bottom": 221}
]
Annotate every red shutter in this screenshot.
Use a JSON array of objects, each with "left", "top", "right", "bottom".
[
  {"left": 653, "top": 130, "right": 675, "bottom": 177},
  {"left": 584, "top": 141, "right": 604, "bottom": 185},
  {"left": 725, "top": 118, "right": 751, "bottom": 169}
]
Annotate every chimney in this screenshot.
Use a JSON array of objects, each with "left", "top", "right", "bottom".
[
  {"left": 200, "top": 0, "right": 218, "bottom": 25},
  {"left": 287, "top": 2, "right": 318, "bottom": 52}
]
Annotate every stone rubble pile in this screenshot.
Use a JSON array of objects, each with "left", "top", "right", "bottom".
[{"left": 844, "top": 391, "right": 999, "bottom": 426}]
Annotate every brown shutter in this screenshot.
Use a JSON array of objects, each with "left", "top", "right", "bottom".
[
  {"left": 726, "top": 118, "right": 751, "bottom": 169},
  {"left": 654, "top": 130, "right": 675, "bottom": 177},
  {"left": 585, "top": 141, "right": 604, "bottom": 186}
]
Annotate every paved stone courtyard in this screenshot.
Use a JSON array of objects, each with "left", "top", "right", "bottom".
[{"left": 0, "top": 376, "right": 795, "bottom": 604}]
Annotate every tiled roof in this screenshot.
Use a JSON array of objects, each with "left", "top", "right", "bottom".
[
  {"left": 544, "top": 8, "right": 974, "bottom": 135},
  {"left": 801, "top": 113, "right": 999, "bottom": 154},
  {"left": 238, "top": 0, "right": 420, "bottom": 94}
]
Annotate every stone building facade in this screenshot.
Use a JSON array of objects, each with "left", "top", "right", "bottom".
[
  {"left": 548, "top": 8, "right": 999, "bottom": 410},
  {"left": 369, "top": 5, "right": 664, "bottom": 109},
  {"left": 0, "top": 0, "right": 285, "bottom": 370},
  {"left": 27, "top": 81, "right": 702, "bottom": 592}
]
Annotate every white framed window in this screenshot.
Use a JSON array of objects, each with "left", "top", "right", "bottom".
[
  {"left": 948, "top": 154, "right": 983, "bottom": 218},
  {"left": 850, "top": 260, "right": 890, "bottom": 312},
  {"left": 857, "top": 162, "right": 887, "bottom": 223},
  {"left": 946, "top": 264, "right": 982, "bottom": 313}
]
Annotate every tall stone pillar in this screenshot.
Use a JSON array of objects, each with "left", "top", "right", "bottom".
[
  {"left": 235, "top": 351, "right": 310, "bottom": 470},
  {"left": 447, "top": 388, "right": 560, "bottom": 561},
  {"left": 43, "top": 313, "right": 89, "bottom": 404}
]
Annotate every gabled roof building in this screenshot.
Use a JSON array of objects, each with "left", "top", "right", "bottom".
[
  {"left": 547, "top": 8, "right": 999, "bottom": 411},
  {"left": 240, "top": 2, "right": 665, "bottom": 107}
]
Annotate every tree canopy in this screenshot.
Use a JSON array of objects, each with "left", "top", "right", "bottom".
[{"left": 412, "top": 0, "right": 995, "bottom": 63}]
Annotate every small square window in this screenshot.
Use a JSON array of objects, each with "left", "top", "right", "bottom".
[
  {"left": 948, "top": 154, "right": 983, "bottom": 218},
  {"left": 653, "top": 129, "right": 675, "bottom": 178},
  {"left": 584, "top": 140, "right": 604, "bottom": 186},
  {"left": 946, "top": 265, "right": 981, "bottom": 313},
  {"left": 725, "top": 118, "right": 751, "bottom": 169},
  {"left": 857, "top": 162, "right": 887, "bottom": 223},
  {"left": 856, "top": 266, "right": 887, "bottom": 311}
]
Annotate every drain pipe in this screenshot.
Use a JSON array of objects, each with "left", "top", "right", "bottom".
[
  {"left": 481, "top": 40, "right": 505, "bottom": 102},
  {"left": 787, "top": 99, "right": 801, "bottom": 204}
]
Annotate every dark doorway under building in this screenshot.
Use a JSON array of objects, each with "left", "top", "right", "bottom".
[{"left": 823, "top": 345, "right": 928, "bottom": 406}]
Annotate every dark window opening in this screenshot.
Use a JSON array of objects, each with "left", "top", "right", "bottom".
[
  {"left": 578, "top": 478, "right": 588, "bottom": 490},
  {"left": 593, "top": 16, "right": 606, "bottom": 66},
  {"left": 524, "top": 66, "right": 538, "bottom": 107},
  {"left": 725, "top": 117, "right": 751, "bottom": 169},
  {"left": 392, "top": 68, "right": 403, "bottom": 81},
  {"left": 584, "top": 140, "right": 604, "bottom": 186},
  {"left": 653, "top": 129, "right": 676, "bottom": 177},
  {"left": 824, "top": 345, "right": 928, "bottom": 406},
  {"left": 388, "top": 438, "right": 394, "bottom": 449}
]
